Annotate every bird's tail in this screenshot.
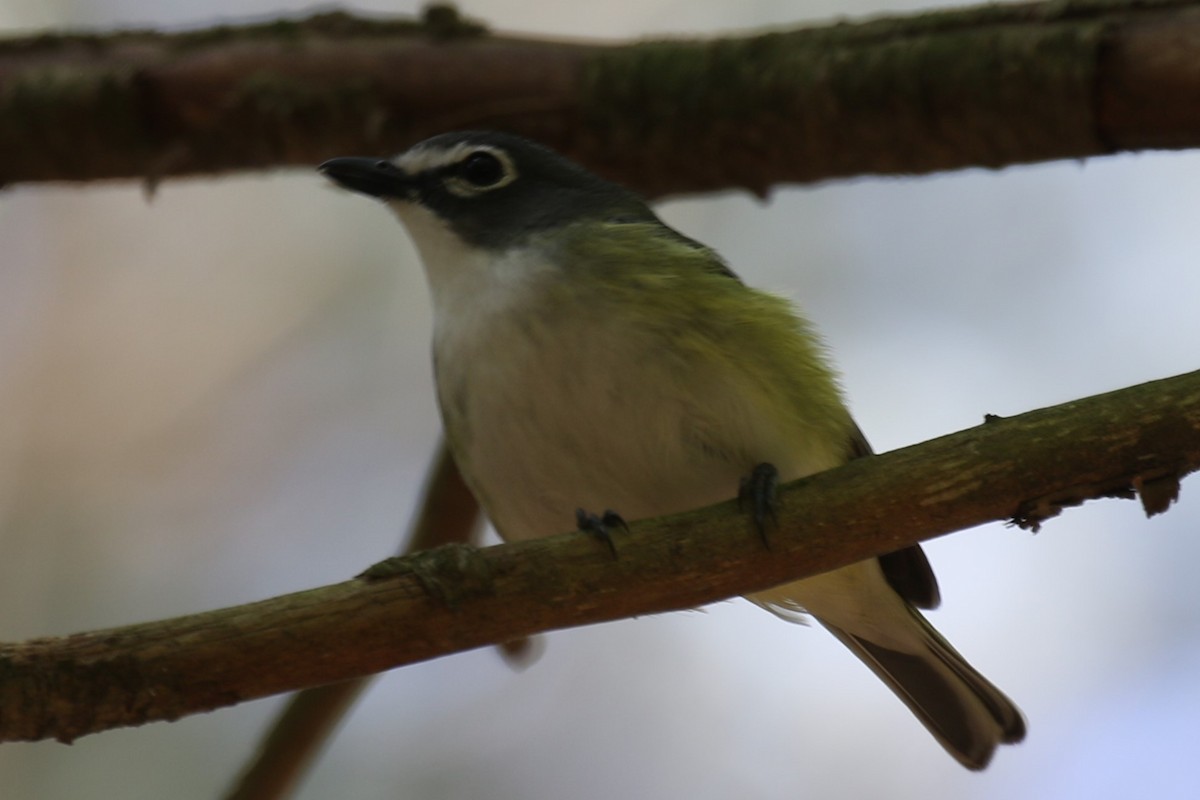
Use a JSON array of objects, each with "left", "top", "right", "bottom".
[{"left": 820, "top": 610, "right": 1026, "bottom": 770}]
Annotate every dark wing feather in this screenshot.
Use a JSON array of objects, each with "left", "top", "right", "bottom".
[{"left": 845, "top": 420, "right": 941, "bottom": 610}]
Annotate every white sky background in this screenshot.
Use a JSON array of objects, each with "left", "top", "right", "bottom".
[{"left": 2, "top": 0, "right": 1200, "bottom": 798}]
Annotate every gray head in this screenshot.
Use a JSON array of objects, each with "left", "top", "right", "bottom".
[{"left": 320, "top": 131, "right": 660, "bottom": 251}]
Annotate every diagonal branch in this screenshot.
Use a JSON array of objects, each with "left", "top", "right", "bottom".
[
  {"left": 2, "top": 0, "right": 1200, "bottom": 193},
  {"left": 2, "top": 367, "right": 1198, "bottom": 745},
  {"left": 223, "top": 440, "right": 480, "bottom": 800}
]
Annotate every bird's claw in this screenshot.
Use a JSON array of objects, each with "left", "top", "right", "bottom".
[
  {"left": 575, "top": 508, "right": 627, "bottom": 559},
  {"left": 738, "top": 462, "right": 779, "bottom": 548}
]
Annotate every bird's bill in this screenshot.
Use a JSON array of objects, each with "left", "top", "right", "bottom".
[{"left": 319, "top": 157, "right": 414, "bottom": 199}]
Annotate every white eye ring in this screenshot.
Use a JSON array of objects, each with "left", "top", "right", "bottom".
[{"left": 443, "top": 147, "right": 517, "bottom": 197}]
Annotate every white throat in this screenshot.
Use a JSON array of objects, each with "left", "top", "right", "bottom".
[{"left": 387, "top": 200, "right": 556, "bottom": 347}]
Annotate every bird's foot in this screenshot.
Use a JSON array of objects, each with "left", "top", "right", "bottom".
[
  {"left": 738, "top": 462, "right": 779, "bottom": 548},
  {"left": 575, "top": 508, "right": 628, "bottom": 559}
]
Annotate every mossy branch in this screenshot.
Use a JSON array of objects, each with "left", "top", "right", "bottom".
[
  {"left": 1, "top": 0, "right": 1200, "bottom": 194},
  {"left": 2, "top": 367, "right": 1197, "bottom": 745}
]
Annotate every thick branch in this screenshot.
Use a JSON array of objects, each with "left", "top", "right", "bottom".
[
  {"left": 2, "top": 1, "right": 1200, "bottom": 193},
  {"left": 2, "top": 368, "right": 1198, "bottom": 744}
]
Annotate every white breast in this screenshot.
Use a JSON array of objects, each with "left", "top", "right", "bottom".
[{"left": 435, "top": 277, "right": 712, "bottom": 538}]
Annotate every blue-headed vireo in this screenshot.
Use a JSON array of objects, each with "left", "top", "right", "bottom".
[{"left": 320, "top": 131, "right": 1025, "bottom": 769}]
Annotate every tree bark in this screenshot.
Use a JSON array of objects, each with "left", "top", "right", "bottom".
[{"left": 2, "top": 0, "right": 1200, "bottom": 194}]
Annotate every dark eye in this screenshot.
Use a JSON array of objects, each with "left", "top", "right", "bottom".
[{"left": 459, "top": 151, "right": 506, "bottom": 188}]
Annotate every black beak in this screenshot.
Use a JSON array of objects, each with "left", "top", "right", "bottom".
[{"left": 319, "top": 157, "right": 414, "bottom": 199}]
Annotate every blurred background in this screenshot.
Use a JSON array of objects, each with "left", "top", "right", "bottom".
[{"left": 3, "top": 0, "right": 1200, "bottom": 798}]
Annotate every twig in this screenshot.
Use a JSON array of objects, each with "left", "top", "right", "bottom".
[{"left": 223, "top": 440, "right": 479, "bottom": 800}]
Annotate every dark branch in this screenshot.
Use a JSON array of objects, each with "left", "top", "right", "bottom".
[
  {"left": 2, "top": 1, "right": 1200, "bottom": 194},
  {"left": 2, "top": 367, "right": 1198, "bottom": 745}
]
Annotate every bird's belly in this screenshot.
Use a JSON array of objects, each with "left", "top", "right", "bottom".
[
  {"left": 433, "top": 295, "right": 847, "bottom": 544},
  {"left": 448, "top": 353, "right": 745, "bottom": 541}
]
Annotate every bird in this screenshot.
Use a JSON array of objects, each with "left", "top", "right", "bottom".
[{"left": 320, "top": 131, "right": 1026, "bottom": 769}]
